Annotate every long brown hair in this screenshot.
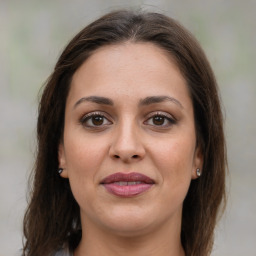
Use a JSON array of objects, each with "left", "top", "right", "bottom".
[{"left": 23, "top": 10, "right": 227, "bottom": 256}]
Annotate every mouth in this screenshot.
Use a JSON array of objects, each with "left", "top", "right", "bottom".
[{"left": 100, "top": 172, "right": 155, "bottom": 197}]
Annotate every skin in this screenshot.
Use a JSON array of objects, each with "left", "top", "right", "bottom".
[{"left": 59, "top": 42, "right": 203, "bottom": 256}]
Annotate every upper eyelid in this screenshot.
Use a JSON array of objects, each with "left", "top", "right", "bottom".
[
  {"left": 145, "top": 111, "right": 175, "bottom": 120},
  {"left": 81, "top": 111, "right": 111, "bottom": 118}
]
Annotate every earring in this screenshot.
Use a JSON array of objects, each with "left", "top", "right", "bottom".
[
  {"left": 58, "top": 168, "right": 63, "bottom": 174},
  {"left": 196, "top": 168, "right": 201, "bottom": 177}
]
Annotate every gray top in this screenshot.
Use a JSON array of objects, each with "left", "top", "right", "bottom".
[{"left": 55, "top": 248, "right": 73, "bottom": 256}]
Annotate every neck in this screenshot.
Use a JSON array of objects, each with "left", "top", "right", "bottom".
[{"left": 74, "top": 214, "right": 185, "bottom": 256}]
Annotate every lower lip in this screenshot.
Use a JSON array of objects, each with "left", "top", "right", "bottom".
[{"left": 103, "top": 183, "right": 153, "bottom": 197}]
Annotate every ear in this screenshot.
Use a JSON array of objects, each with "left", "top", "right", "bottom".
[
  {"left": 191, "top": 145, "right": 204, "bottom": 180},
  {"left": 58, "top": 143, "right": 69, "bottom": 179}
]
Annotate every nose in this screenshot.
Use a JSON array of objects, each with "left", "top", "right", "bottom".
[{"left": 109, "top": 121, "right": 145, "bottom": 163}]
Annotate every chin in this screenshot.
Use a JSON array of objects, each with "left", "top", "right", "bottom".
[{"left": 98, "top": 207, "right": 160, "bottom": 237}]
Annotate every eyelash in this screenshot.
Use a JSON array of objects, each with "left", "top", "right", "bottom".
[{"left": 79, "top": 111, "right": 176, "bottom": 129}]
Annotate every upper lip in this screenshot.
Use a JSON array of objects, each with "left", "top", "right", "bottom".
[{"left": 101, "top": 172, "right": 155, "bottom": 184}]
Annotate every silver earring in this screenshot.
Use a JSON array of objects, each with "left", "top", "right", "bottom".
[
  {"left": 58, "top": 168, "right": 63, "bottom": 174},
  {"left": 196, "top": 168, "right": 201, "bottom": 177}
]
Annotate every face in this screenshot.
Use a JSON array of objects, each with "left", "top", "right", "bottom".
[{"left": 59, "top": 42, "right": 203, "bottom": 237}]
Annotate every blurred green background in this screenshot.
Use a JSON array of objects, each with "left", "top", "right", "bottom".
[{"left": 1, "top": 0, "right": 255, "bottom": 255}]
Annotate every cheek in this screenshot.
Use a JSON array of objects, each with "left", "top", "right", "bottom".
[
  {"left": 63, "top": 135, "right": 107, "bottom": 194},
  {"left": 64, "top": 133, "right": 107, "bottom": 170},
  {"left": 64, "top": 141, "right": 102, "bottom": 212},
  {"left": 151, "top": 136, "right": 195, "bottom": 188}
]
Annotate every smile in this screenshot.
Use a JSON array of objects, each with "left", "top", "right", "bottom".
[{"left": 101, "top": 172, "right": 155, "bottom": 197}]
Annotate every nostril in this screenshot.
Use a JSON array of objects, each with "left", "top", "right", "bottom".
[{"left": 112, "top": 154, "right": 140, "bottom": 160}]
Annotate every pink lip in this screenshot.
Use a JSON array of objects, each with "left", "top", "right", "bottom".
[{"left": 101, "top": 172, "right": 154, "bottom": 197}]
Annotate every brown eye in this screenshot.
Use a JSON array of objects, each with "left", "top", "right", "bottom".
[
  {"left": 80, "top": 112, "right": 112, "bottom": 128},
  {"left": 152, "top": 116, "right": 165, "bottom": 125},
  {"left": 92, "top": 116, "right": 104, "bottom": 126},
  {"left": 144, "top": 113, "right": 176, "bottom": 128}
]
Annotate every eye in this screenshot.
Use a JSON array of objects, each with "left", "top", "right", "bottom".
[
  {"left": 80, "top": 112, "right": 112, "bottom": 128},
  {"left": 144, "top": 112, "right": 176, "bottom": 127}
]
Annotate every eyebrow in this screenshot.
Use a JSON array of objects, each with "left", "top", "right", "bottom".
[
  {"left": 139, "top": 96, "right": 183, "bottom": 108},
  {"left": 73, "top": 95, "right": 183, "bottom": 109},
  {"left": 73, "top": 96, "right": 114, "bottom": 109}
]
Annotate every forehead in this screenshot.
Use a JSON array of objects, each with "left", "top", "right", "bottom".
[
  {"left": 68, "top": 42, "right": 191, "bottom": 108},
  {"left": 74, "top": 42, "right": 179, "bottom": 77}
]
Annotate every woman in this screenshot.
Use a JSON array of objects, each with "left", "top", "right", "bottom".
[{"left": 22, "top": 10, "right": 227, "bottom": 256}]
